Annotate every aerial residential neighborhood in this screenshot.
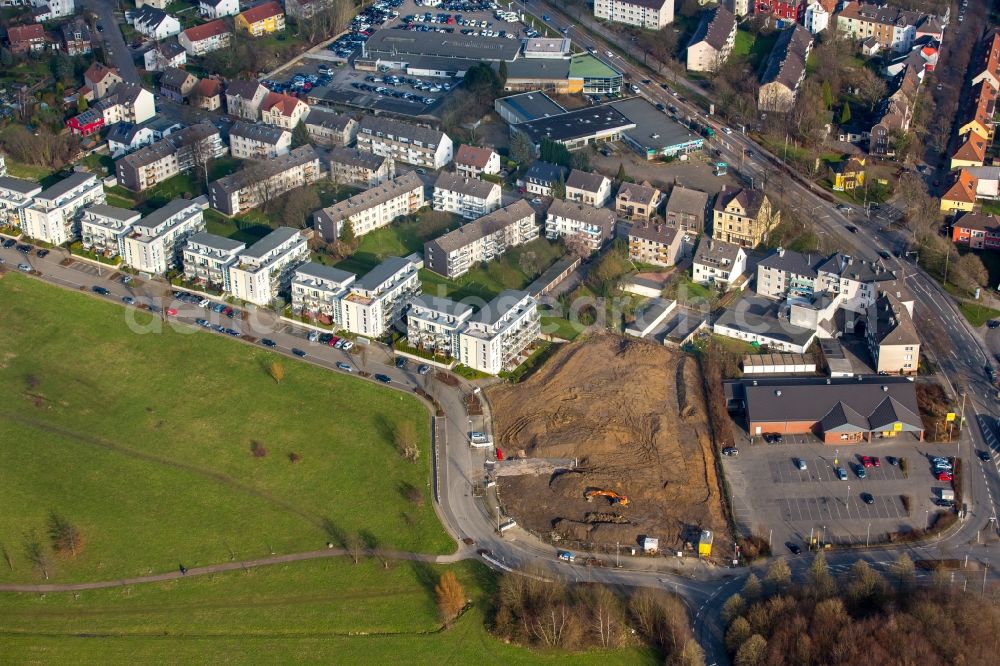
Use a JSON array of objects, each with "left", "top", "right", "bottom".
[{"left": 1, "top": 0, "right": 999, "bottom": 662}]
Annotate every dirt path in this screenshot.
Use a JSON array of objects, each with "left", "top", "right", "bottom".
[{"left": 0, "top": 547, "right": 469, "bottom": 593}]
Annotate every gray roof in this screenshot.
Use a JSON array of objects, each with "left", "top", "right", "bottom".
[
  {"left": 358, "top": 115, "right": 447, "bottom": 147},
  {"left": 211, "top": 145, "right": 318, "bottom": 195},
  {"left": 546, "top": 198, "right": 616, "bottom": 229},
  {"left": 867, "top": 292, "right": 920, "bottom": 346},
  {"left": 409, "top": 293, "right": 474, "bottom": 318},
  {"left": 37, "top": 172, "right": 96, "bottom": 201},
  {"left": 139, "top": 196, "right": 206, "bottom": 228},
  {"left": 524, "top": 160, "right": 567, "bottom": 185},
  {"left": 434, "top": 171, "right": 499, "bottom": 199},
  {"left": 118, "top": 121, "right": 218, "bottom": 169},
  {"left": 156, "top": 40, "right": 185, "bottom": 59},
  {"left": 296, "top": 261, "right": 355, "bottom": 284},
  {"left": 611, "top": 98, "right": 703, "bottom": 152},
  {"left": 504, "top": 58, "right": 572, "bottom": 81},
  {"left": 688, "top": 5, "right": 736, "bottom": 52},
  {"left": 714, "top": 188, "right": 768, "bottom": 218},
  {"left": 693, "top": 237, "right": 742, "bottom": 268},
  {"left": 225, "top": 79, "right": 265, "bottom": 100},
  {"left": 474, "top": 289, "right": 530, "bottom": 326},
  {"left": 241, "top": 227, "right": 301, "bottom": 260},
  {"left": 0, "top": 176, "right": 42, "bottom": 195},
  {"left": 187, "top": 231, "right": 246, "bottom": 252},
  {"left": 363, "top": 28, "right": 521, "bottom": 62},
  {"left": 99, "top": 82, "right": 149, "bottom": 107},
  {"left": 760, "top": 24, "right": 812, "bottom": 91},
  {"left": 85, "top": 203, "right": 140, "bottom": 221},
  {"left": 758, "top": 248, "right": 820, "bottom": 278},
  {"left": 714, "top": 295, "right": 817, "bottom": 348},
  {"left": 495, "top": 91, "right": 566, "bottom": 123},
  {"left": 356, "top": 256, "right": 414, "bottom": 291},
  {"left": 161, "top": 66, "right": 195, "bottom": 89},
  {"left": 517, "top": 104, "right": 635, "bottom": 144},
  {"left": 628, "top": 220, "right": 678, "bottom": 245},
  {"left": 666, "top": 185, "right": 709, "bottom": 217},
  {"left": 565, "top": 169, "right": 608, "bottom": 194},
  {"left": 316, "top": 171, "right": 423, "bottom": 226},
  {"left": 427, "top": 199, "right": 534, "bottom": 253},
  {"left": 815, "top": 253, "right": 893, "bottom": 283},
  {"left": 617, "top": 181, "right": 660, "bottom": 206},
  {"left": 229, "top": 120, "right": 289, "bottom": 145},
  {"left": 729, "top": 376, "right": 922, "bottom": 432},
  {"left": 304, "top": 108, "right": 353, "bottom": 132},
  {"left": 328, "top": 146, "right": 387, "bottom": 171},
  {"left": 134, "top": 5, "right": 171, "bottom": 28}
]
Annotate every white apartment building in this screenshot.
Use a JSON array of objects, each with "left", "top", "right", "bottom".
[
  {"left": 228, "top": 227, "right": 310, "bottom": 306},
  {"left": 757, "top": 248, "right": 893, "bottom": 315},
  {"left": 228, "top": 121, "right": 291, "bottom": 160},
  {"left": 182, "top": 232, "right": 246, "bottom": 292},
  {"left": 97, "top": 83, "right": 156, "bottom": 127},
  {"left": 314, "top": 171, "right": 425, "bottom": 241},
  {"left": 80, "top": 204, "right": 142, "bottom": 258},
  {"left": 31, "top": 0, "right": 73, "bottom": 19},
  {"left": 178, "top": 19, "right": 231, "bottom": 57},
  {"left": 565, "top": 169, "right": 612, "bottom": 208},
  {"left": 406, "top": 294, "right": 475, "bottom": 358},
  {"left": 454, "top": 144, "right": 501, "bottom": 178},
  {"left": 199, "top": 0, "right": 238, "bottom": 19},
  {"left": 22, "top": 173, "right": 105, "bottom": 246},
  {"left": 327, "top": 147, "right": 395, "bottom": 188},
  {"left": 691, "top": 236, "right": 747, "bottom": 287},
  {"left": 208, "top": 145, "right": 321, "bottom": 216},
  {"left": 121, "top": 197, "right": 208, "bottom": 274},
  {"left": 544, "top": 198, "right": 616, "bottom": 253},
  {"left": 0, "top": 176, "right": 42, "bottom": 229},
  {"left": 594, "top": 0, "right": 673, "bottom": 30},
  {"left": 804, "top": 0, "right": 831, "bottom": 34},
  {"left": 686, "top": 5, "right": 737, "bottom": 73},
  {"left": 457, "top": 290, "right": 540, "bottom": 375},
  {"left": 290, "top": 261, "right": 357, "bottom": 325},
  {"left": 432, "top": 172, "right": 501, "bottom": 220},
  {"left": 340, "top": 256, "right": 421, "bottom": 337},
  {"left": 356, "top": 116, "right": 453, "bottom": 170},
  {"left": 424, "top": 199, "right": 538, "bottom": 278}
]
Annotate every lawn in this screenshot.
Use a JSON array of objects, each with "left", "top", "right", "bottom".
[
  {"left": 958, "top": 301, "right": 1000, "bottom": 327},
  {"left": 203, "top": 208, "right": 273, "bottom": 244},
  {"left": 540, "top": 315, "right": 583, "bottom": 341},
  {"left": 0, "top": 557, "right": 655, "bottom": 663},
  {"left": 3, "top": 159, "right": 57, "bottom": 184},
  {"left": 0, "top": 274, "right": 452, "bottom": 584},
  {"left": 733, "top": 29, "right": 754, "bottom": 59}
]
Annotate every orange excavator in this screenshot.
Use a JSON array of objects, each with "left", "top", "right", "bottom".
[{"left": 585, "top": 490, "right": 631, "bottom": 507}]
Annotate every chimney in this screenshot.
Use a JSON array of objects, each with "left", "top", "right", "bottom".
[{"left": 778, "top": 247, "right": 785, "bottom": 257}]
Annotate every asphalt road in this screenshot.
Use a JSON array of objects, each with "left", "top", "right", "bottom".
[{"left": 83, "top": 0, "right": 141, "bottom": 85}]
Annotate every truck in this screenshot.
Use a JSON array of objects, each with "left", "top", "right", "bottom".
[{"left": 701, "top": 126, "right": 716, "bottom": 138}]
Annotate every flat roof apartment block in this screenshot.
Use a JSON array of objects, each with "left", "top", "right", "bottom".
[
  {"left": 228, "top": 226, "right": 310, "bottom": 306},
  {"left": 122, "top": 196, "right": 209, "bottom": 274},
  {"left": 22, "top": 172, "right": 105, "bottom": 246},
  {"left": 424, "top": 199, "right": 538, "bottom": 278},
  {"left": 340, "top": 256, "right": 421, "bottom": 337},
  {"left": 407, "top": 293, "right": 475, "bottom": 358},
  {"left": 182, "top": 232, "right": 246, "bottom": 292},
  {"left": 458, "top": 290, "right": 540, "bottom": 375},
  {"left": 290, "top": 261, "right": 357, "bottom": 325},
  {"left": 314, "top": 171, "right": 425, "bottom": 241},
  {"left": 80, "top": 204, "right": 142, "bottom": 258},
  {"left": 0, "top": 176, "right": 43, "bottom": 228}
]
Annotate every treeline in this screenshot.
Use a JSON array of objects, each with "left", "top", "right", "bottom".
[
  {"left": 722, "top": 552, "right": 1000, "bottom": 666},
  {"left": 492, "top": 572, "right": 704, "bottom": 663}
]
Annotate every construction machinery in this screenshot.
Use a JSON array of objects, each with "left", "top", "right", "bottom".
[{"left": 585, "top": 490, "right": 631, "bottom": 507}]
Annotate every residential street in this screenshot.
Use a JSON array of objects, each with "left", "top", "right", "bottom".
[{"left": 83, "top": 0, "right": 141, "bottom": 85}]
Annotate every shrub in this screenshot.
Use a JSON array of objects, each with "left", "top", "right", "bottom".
[{"left": 251, "top": 440, "right": 267, "bottom": 458}]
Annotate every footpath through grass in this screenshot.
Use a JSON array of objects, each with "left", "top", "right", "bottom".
[
  {"left": 0, "top": 557, "right": 655, "bottom": 663},
  {"left": 0, "top": 274, "right": 452, "bottom": 584}
]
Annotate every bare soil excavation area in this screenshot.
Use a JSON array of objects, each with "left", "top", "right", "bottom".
[{"left": 489, "top": 334, "right": 730, "bottom": 558}]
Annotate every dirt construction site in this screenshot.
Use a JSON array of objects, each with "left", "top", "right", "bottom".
[{"left": 488, "top": 334, "right": 731, "bottom": 559}]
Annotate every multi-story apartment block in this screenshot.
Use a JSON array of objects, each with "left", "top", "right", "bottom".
[
  {"left": 454, "top": 144, "right": 501, "bottom": 177},
  {"left": 0, "top": 176, "right": 42, "bottom": 229},
  {"left": 836, "top": 2, "right": 943, "bottom": 54},
  {"left": 457, "top": 290, "right": 540, "bottom": 375},
  {"left": 686, "top": 5, "right": 737, "bottom": 73},
  {"left": 665, "top": 185, "right": 709, "bottom": 233},
  {"left": 756, "top": 247, "right": 821, "bottom": 301},
  {"left": 711, "top": 188, "right": 780, "bottom": 247},
  {"left": 178, "top": 19, "right": 231, "bottom": 57},
  {"left": 228, "top": 121, "right": 291, "bottom": 160},
  {"left": 758, "top": 24, "right": 813, "bottom": 113},
  {"left": 121, "top": 197, "right": 208, "bottom": 274},
  {"left": 21, "top": 173, "right": 105, "bottom": 246},
  {"left": 209, "top": 145, "right": 321, "bottom": 216},
  {"left": 424, "top": 199, "right": 538, "bottom": 278},
  {"left": 340, "top": 256, "right": 421, "bottom": 337},
  {"left": 356, "top": 116, "right": 453, "bottom": 169},
  {"left": 565, "top": 169, "right": 612, "bottom": 208},
  {"left": 304, "top": 109, "right": 358, "bottom": 147},
  {"left": 314, "top": 171, "right": 425, "bottom": 241},
  {"left": 228, "top": 227, "right": 309, "bottom": 306},
  {"left": 260, "top": 91, "right": 310, "bottom": 130},
  {"left": 432, "top": 172, "right": 501, "bottom": 220},
  {"left": 290, "top": 262, "right": 356, "bottom": 325},
  {"left": 616, "top": 181, "right": 664, "bottom": 220},
  {"left": 80, "top": 204, "right": 142, "bottom": 258},
  {"left": 182, "top": 232, "right": 246, "bottom": 292},
  {"left": 235, "top": 1, "right": 285, "bottom": 36},
  {"left": 327, "top": 146, "right": 395, "bottom": 188},
  {"left": 116, "top": 121, "right": 225, "bottom": 192},
  {"left": 866, "top": 288, "right": 919, "bottom": 374},
  {"left": 224, "top": 79, "right": 269, "bottom": 121},
  {"left": 594, "top": 0, "right": 673, "bottom": 30},
  {"left": 545, "top": 198, "right": 615, "bottom": 253},
  {"left": 627, "top": 220, "right": 684, "bottom": 267},
  {"left": 692, "top": 236, "right": 747, "bottom": 287},
  {"left": 407, "top": 294, "right": 475, "bottom": 358}
]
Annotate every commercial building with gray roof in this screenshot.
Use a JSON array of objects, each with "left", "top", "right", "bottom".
[
  {"left": 611, "top": 97, "right": 705, "bottom": 159},
  {"left": 494, "top": 90, "right": 567, "bottom": 124},
  {"left": 514, "top": 104, "right": 635, "bottom": 150}
]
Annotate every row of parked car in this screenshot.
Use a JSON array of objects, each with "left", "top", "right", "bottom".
[
  {"left": 351, "top": 82, "right": 436, "bottom": 105},
  {"left": 2, "top": 238, "right": 48, "bottom": 258}
]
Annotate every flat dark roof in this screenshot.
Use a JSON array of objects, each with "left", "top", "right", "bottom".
[{"left": 517, "top": 105, "right": 635, "bottom": 144}]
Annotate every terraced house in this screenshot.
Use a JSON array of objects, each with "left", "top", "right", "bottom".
[
  {"left": 21, "top": 173, "right": 105, "bottom": 246},
  {"left": 228, "top": 227, "right": 309, "bottom": 306},
  {"left": 235, "top": 1, "right": 285, "bottom": 36},
  {"left": 303, "top": 109, "right": 357, "bottom": 147},
  {"left": 356, "top": 116, "right": 453, "bottom": 169},
  {"left": 616, "top": 181, "right": 664, "bottom": 220},
  {"left": 424, "top": 200, "right": 538, "bottom": 278},
  {"left": 314, "top": 171, "right": 425, "bottom": 241},
  {"left": 432, "top": 172, "right": 501, "bottom": 220}
]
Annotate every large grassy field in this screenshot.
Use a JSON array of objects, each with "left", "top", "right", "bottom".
[
  {"left": 0, "top": 557, "right": 656, "bottom": 663},
  {"left": 0, "top": 274, "right": 452, "bottom": 584}
]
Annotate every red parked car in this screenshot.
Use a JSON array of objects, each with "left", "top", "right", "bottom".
[
  {"left": 872, "top": 457, "right": 881, "bottom": 467},
  {"left": 936, "top": 471, "right": 954, "bottom": 482},
  {"left": 861, "top": 456, "right": 874, "bottom": 468},
  {"left": 328, "top": 335, "right": 340, "bottom": 347}
]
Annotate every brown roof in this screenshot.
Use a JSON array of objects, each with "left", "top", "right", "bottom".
[
  {"left": 565, "top": 169, "right": 608, "bottom": 194},
  {"left": 262, "top": 91, "right": 304, "bottom": 117},
  {"left": 714, "top": 188, "right": 768, "bottom": 217},
  {"left": 955, "top": 212, "right": 1000, "bottom": 234},
  {"left": 980, "top": 31, "right": 1000, "bottom": 81},
  {"left": 689, "top": 5, "right": 736, "bottom": 52},
  {"left": 454, "top": 144, "right": 496, "bottom": 169},
  {"left": 617, "top": 181, "right": 661, "bottom": 206},
  {"left": 182, "top": 18, "right": 229, "bottom": 42},
  {"left": 239, "top": 1, "right": 283, "bottom": 25},
  {"left": 953, "top": 134, "right": 987, "bottom": 164},
  {"left": 968, "top": 80, "right": 997, "bottom": 129},
  {"left": 85, "top": 62, "right": 119, "bottom": 86},
  {"left": 760, "top": 24, "right": 812, "bottom": 92},
  {"left": 943, "top": 170, "right": 978, "bottom": 204},
  {"left": 8, "top": 24, "right": 45, "bottom": 43},
  {"left": 194, "top": 78, "right": 222, "bottom": 98},
  {"left": 628, "top": 220, "right": 678, "bottom": 245}
]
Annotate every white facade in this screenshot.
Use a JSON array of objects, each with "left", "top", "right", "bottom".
[
  {"left": 458, "top": 290, "right": 540, "bottom": 375},
  {"left": 314, "top": 172, "right": 425, "bottom": 241},
  {"left": 594, "top": 0, "right": 673, "bottom": 30},
  {"left": 178, "top": 21, "right": 231, "bottom": 56},
  {"left": 544, "top": 199, "right": 615, "bottom": 253},
  {"left": 101, "top": 86, "right": 156, "bottom": 127},
  {"left": 80, "top": 204, "right": 142, "bottom": 258},
  {"left": 290, "top": 262, "right": 356, "bottom": 324},
  {"left": 406, "top": 294, "right": 475, "bottom": 358},
  {"left": 31, "top": 0, "right": 73, "bottom": 18},
  {"left": 804, "top": 1, "right": 830, "bottom": 34},
  {"left": 432, "top": 174, "right": 501, "bottom": 220},
  {"left": 22, "top": 173, "right": 105, "bottom": 246},
  {"left": 182, "top": 232, "right": 245, "bottom": 292},
  {"left": 0, "top": 176, "right": 42, "bottom": 229},
  {"left": 692, "top": 238, "right": 747, "bottom": 286},
  {"left": 199, "top": 0, "right": 238, "bottom": 19},
  {"left": 228, "top": 123, "right": 291, "bottom": 160},
  {"left": 565, "top": 172, "right": 612, "bottom": 208},
  {"left": 356, "top": 117, "right": 454, "bottom": 170},
  {"left": 134, "top": 11, "right": 181, "bottom": 40},
  {"left": 228, "top": 227, "right": 310, "bottom": 306},
  {"left": 340, "top": 257, "right": 421, "bottom": 337},
  {"left": 122, "top": 197, "right": 208, "bottom": 274}
]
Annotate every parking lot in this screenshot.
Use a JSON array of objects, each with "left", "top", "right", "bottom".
[{"left": 723, "top": 440, "right": 959, "bottom": 553}]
